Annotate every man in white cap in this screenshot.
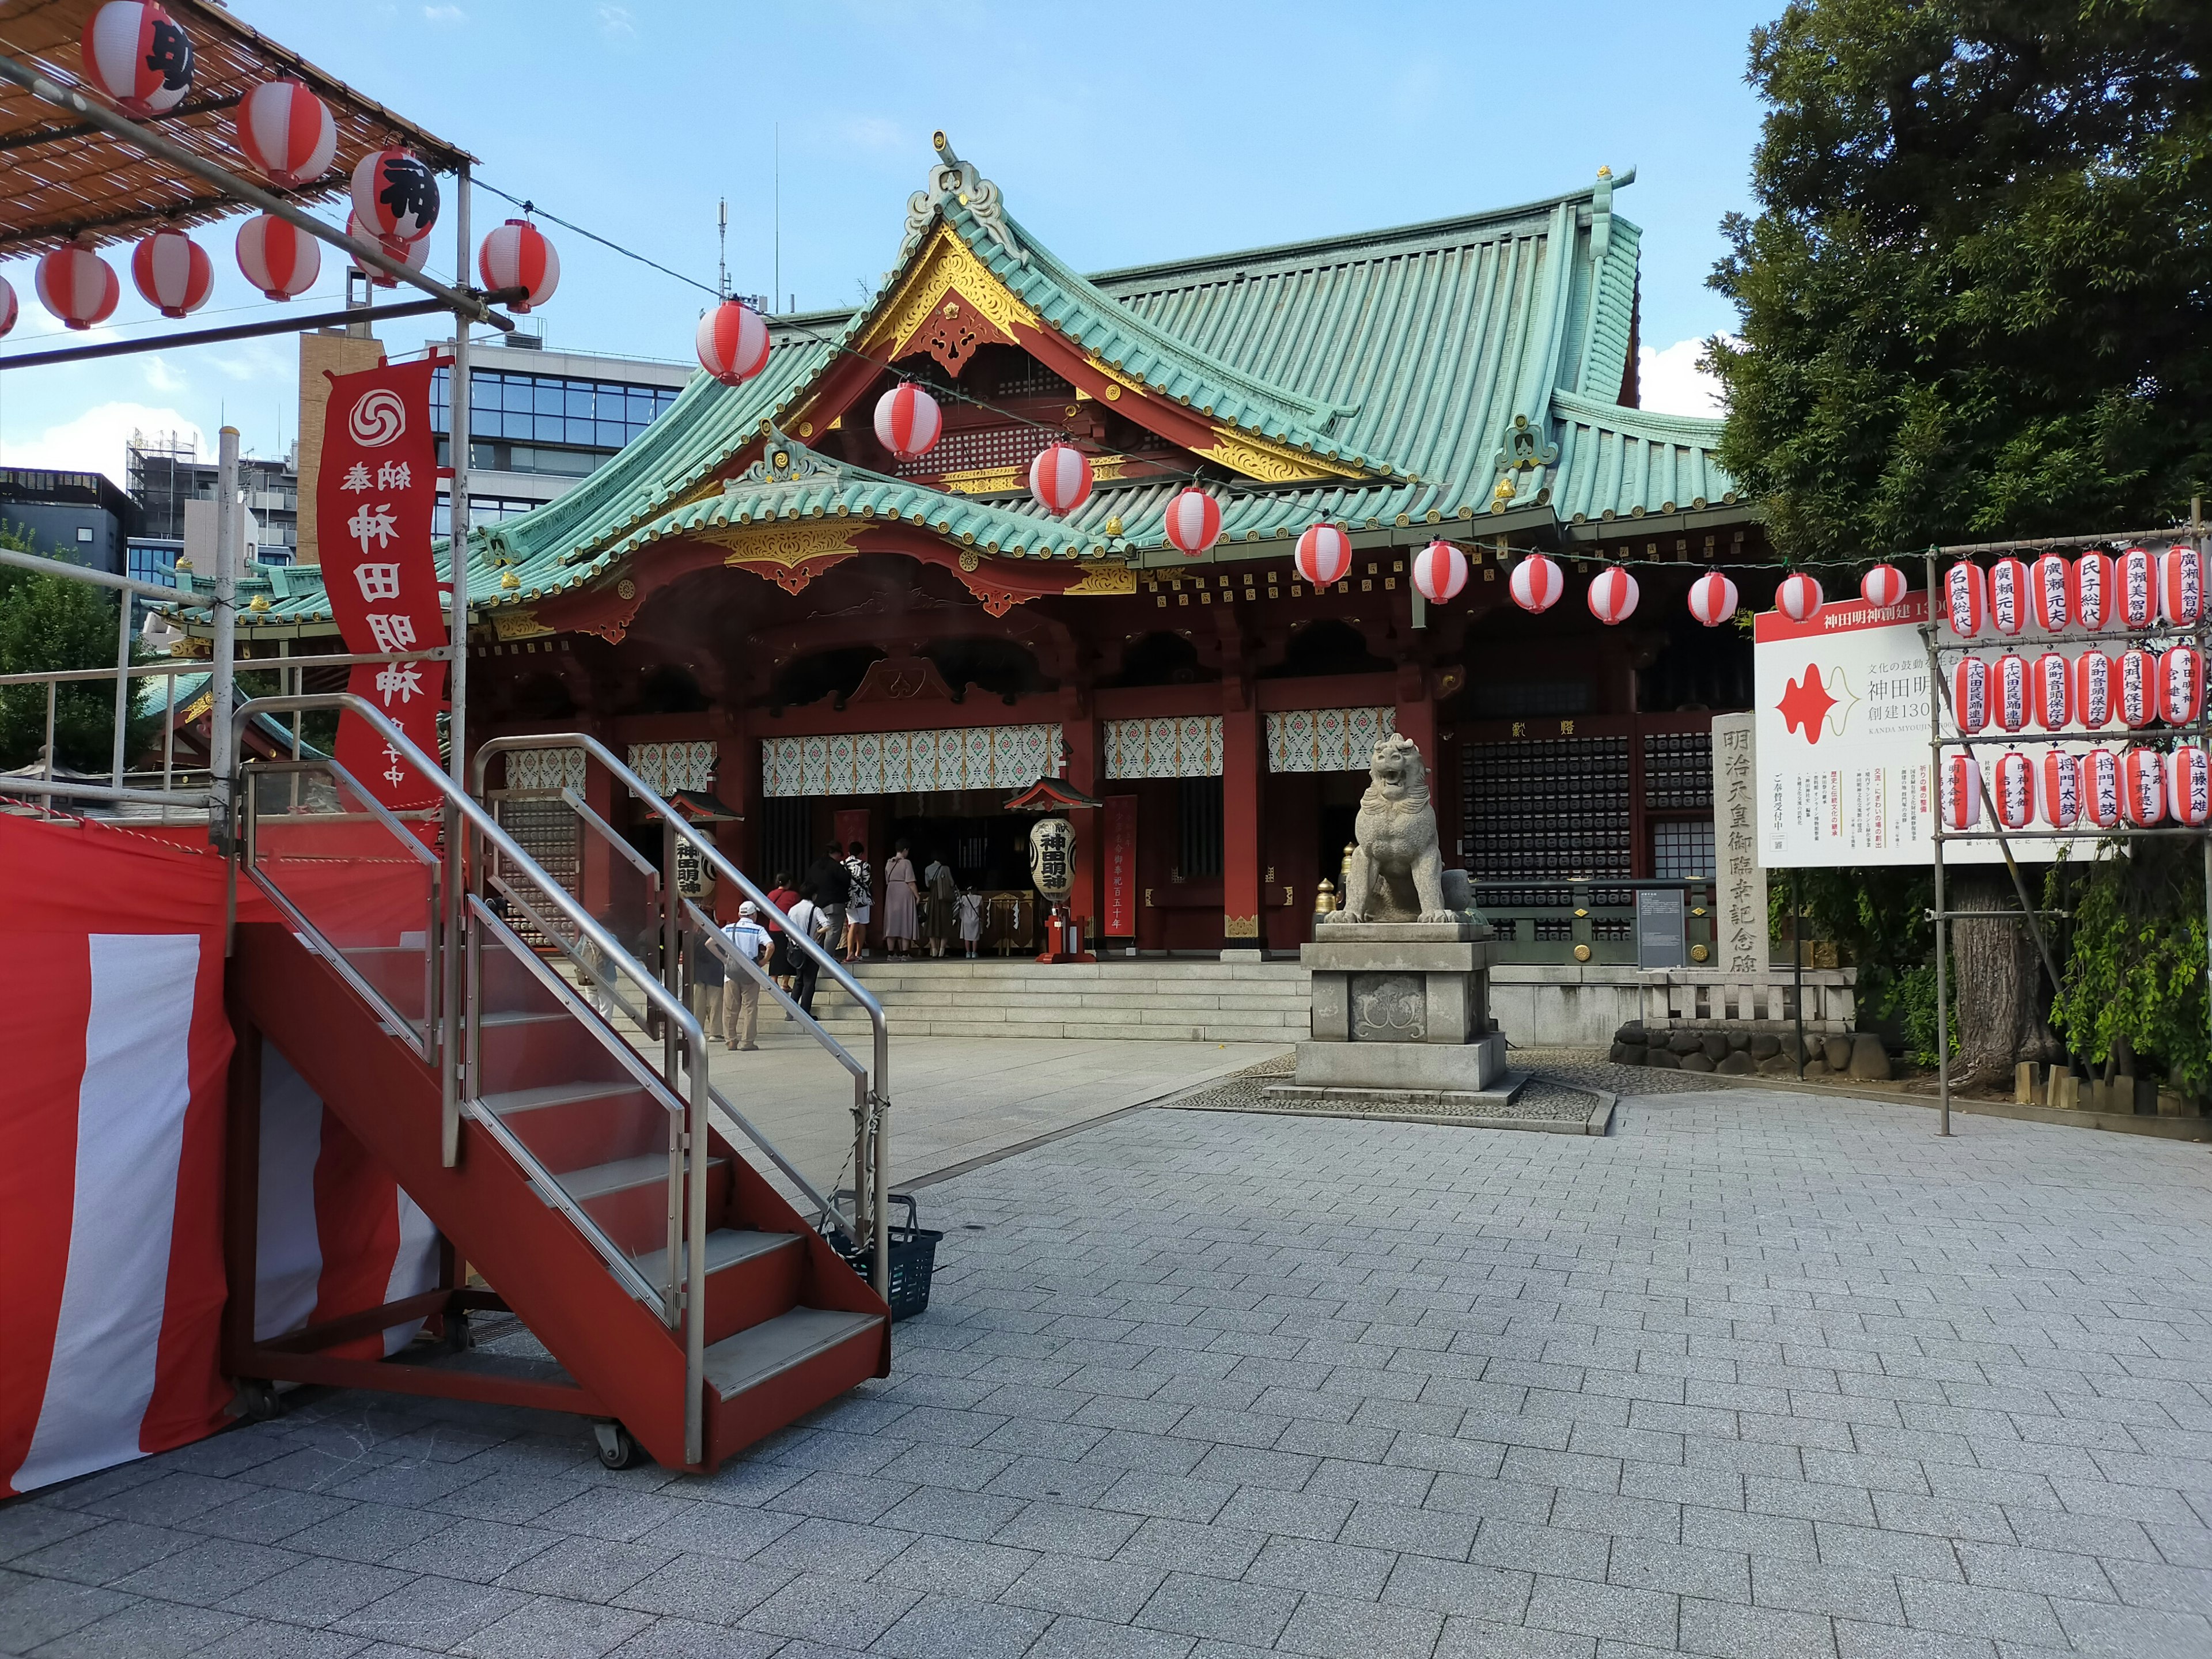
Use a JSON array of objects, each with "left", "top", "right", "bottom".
[{"left": 719, "top": 901, "right": 772, "bottom": 1052}]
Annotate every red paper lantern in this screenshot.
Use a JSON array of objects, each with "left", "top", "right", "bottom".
[
  {"left": 234, "top": 78, "right": 335, "bottom": 189},
  {"left": 128, "top": 228, "right": 211, "bottom": 319},
  {"left": 2118, "top": 546, "right": 2157, "bottom": 630},
  {"left": 1993, "top": 654, "right": 2030, "bottom": 733},
  {"left": 2081, "top": 748, "right": 2123, "bottom": 828},
  {"left": 0, "top": 275, "right": 15, "bottom": 338},
  {"left": 1942, "top": 751, "right": 1982, "bottom": 831},
  {"left": 2171, "top": 748, "right": 2211, "bottom": 828},
  {"left": 346, "top": 212, "right": 427, "bottom": 289},
  {"left": 1943, "top": 561, "right": 1985, "bottom": 637},
  {"left": 2122, "top": 747, "right": 2166, "bottom": 826},
  {"left": 2075, "top": 650, "right": 2113, "bottom": 728},
  {"left": 1509, "top": 554, "right": 1562, "bottom": 613},
  {"left": 2028, "top": 553, "right": 2071, "bottom": 632},
  {"left": 872, "top": 383, "right": 941, "bottom": 459},
  {"left": 1588, "top": 566, "right": 1639, "bottom": 626},
  {"left": 2040, "top": 749, "right": 2080, "bottom": 828},
  {"left": 1294, "top": 523, "right": 1352, "bottom": 587},
  {"left": 2074, "top": 552, "right": 2115, "bottom": 631},
  {"left": 1952, "top": 657, "right": 1990, "bottom": 735},
  {"left": 1029, "top": 444, "right": 1094, "bottom": 517},
  {"left": 1775, "top": 572, "right": 1822, "bottom": 622},
  {"left": 1987, "top": 556, "right": 2028, "bottom": 636},
  {"left": 2161, "top": 543, "right": 2203, "bottom": 628},
  {"left": 1688, "top": 570, "right": 1738, "bottom": 627},
  {"left": 1412, "top": 540, "right": 1467, "bottom": 604},
  {"left": 81, "top": 1, "right": 191, "bottom": 117},
  {"left": 694, "top": 299, "right": 769, "bottom": 385},
  {"left": 1859, "top": 563, "right": 1907, "bottom": 609},
  {"left": 2030, "top": 652, "right": 2071, "bottom": 730},
  {"left": 350, "top": 147, "right": 440, "bottom": 244},
  {"left": 2117, "top": 648, "right": 2156, "bottom": 729},
  {"left": 2160, "top": 645, "right": 2204, "bottom": 726},
  {"left": 235, "top": 214, "right": 319, "bottom": 300},
  {"left": 1162, "top": 488, "right": 1222, "bottom": 556},
  {"left": 1991, "top": 751, "right": 2036, "bottom": 831},
  {"left": 478, "top": 218, "right": 560, "bottom": 313},
  {"left": 35, "top": 238, "right": 120, "bottom": 330}
]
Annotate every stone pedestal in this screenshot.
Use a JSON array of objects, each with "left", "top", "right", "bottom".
[{"left": 1279, "top": 920, "right": 1516, "bottom": 1105}]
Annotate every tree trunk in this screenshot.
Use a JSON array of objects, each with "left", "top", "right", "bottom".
[{"left": 1951, "top": 867, "right": 2039, "bottom": 1089}]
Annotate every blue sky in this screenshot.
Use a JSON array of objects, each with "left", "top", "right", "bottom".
[{"left": 0, "top": 0, "right": 1778, "bottom": 487}]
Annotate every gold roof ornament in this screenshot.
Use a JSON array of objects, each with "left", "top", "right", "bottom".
[{"left": 1491, "top": 474, "right": 1518, "bottom": 511}]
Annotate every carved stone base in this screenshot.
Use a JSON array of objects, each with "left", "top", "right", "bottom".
[{"left": 1294, "top": 1033, "right": 1508, "bottom": 1092}]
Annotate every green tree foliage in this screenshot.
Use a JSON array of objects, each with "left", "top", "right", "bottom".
[
  {"left": 1771, "top": 865, "right": 1955, "bottom": 1063},
  {"left": 0, "top": 524, "right": 159, "bottom": 773},
  {"left": 1709, "top": 1, "right": 2212, "bottom": 562},
  {"left": 2048, "top": 844, "right": 2209, "bottom": 1097}
]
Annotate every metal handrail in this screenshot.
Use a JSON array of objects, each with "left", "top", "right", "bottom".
[
  {"left": 473, "top": 732, "right": 893, "bottom": 1296},
  {"left": 234, "top": 694, "right": 712, "bottom": 1468}
]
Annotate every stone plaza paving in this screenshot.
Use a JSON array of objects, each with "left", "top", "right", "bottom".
[{"left": 6, "top": 1086, "right": 2212, "bottom": 1658}]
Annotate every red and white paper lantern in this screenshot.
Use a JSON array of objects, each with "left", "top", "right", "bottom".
[
  {"left": 1775, "top": 572, "right": 1822, "bottom": 623},
  {"left": 234, "top": 214, "right": 318, "bottom": 300},
  {"left": 1029, "top": 444, "right": 1094, "bottom": 517},
  {"left": 477, "top": 218, "right": 560, "bottom": 313},
  {"left": 2171, "top": 748, "right": 2211, "bottom": 828},
  {"left": 234, "top": 78, "right": 335, "bottom": 189},
  {"left": 1942, "top": 751, "right": 1982, "bottom": 831},
  {"left": 2121, "top": 747, "right": 2166, "bottom": 826},
  {"left": 694, "top": 299, "right": 769, "bottom": 385},
  {"left": 81, "top": 1, "right": 192, "bottom": 117},
  {"left": 1161, "top": 488, "right": 1222, "bottom": 557},
  {"left": 1953, "top": 657, "right": 1991, "bottom": 735},
  {"left": 346, "top": 213, "right": 427, "bottom": 289},
  {"left": 2075, "top": 650, "right": 2113, "bottom": 728},
  {"left": 1859, "top": 563, "right": 1908, "bottom": 610},
  {"left": 2081, "top": 748, "right": 2123, "bottom": 828},
  {"left": 2161, "top": 544, "right": 2203, "bottom": 628},
  {"left": 2160, "top": 645, "right": 2204, "bottom": 727},
  {"left": 1993, "top": 654, "right": 2030, "bottom": 733},
  {"left": 2074, "top": 551, "right": 2115, "bottom": 632},
  {"left": 1986, "top": 556, "right": 2028, "bottom": 636},
  {"left": 1509, "top": 554, "right": 1562, "bottom": 613},
  {"left": 35, "top": 238, "right": 120, "bottom": 330},
  {"left": 1688, "top": 570, "right": 1739, "bottom": 627},
  {"left": 1991, "top": 751, "right": 2036, "bottom": 831},
  {"left": 0, "top": 275, "right": 15, "bottom": 338},
  {"left": 350, "top": 147, "right": 439, "bottom": 244},
  {"left": 1412, "top": 540, "right": 1467, "bottom": 604},
  {"left": 2031, "top": 652, "right": 2071, "bottom": 730},
  {"left": 2040, "top": 749, "right": 2080, "bottom": 828},
  {"left": 1944, "top": 561, "right": 1985, "bottom": 637},
  {"left": 1294, "top": 523, "right": 1352, "bottom": 588},
  {"left": 2118, "top": 546, "right": 2158, "bottom": 630},
  {"left": 128, "top": 228, "right": 211, "bottom": 319},
  {"left": 2028, "top": 553, "right": 2072, "bottom": 632},
  {"left": 1587, "top": 566, "right": 1639, "bottom": 626},
  {"left": 2117, "top": 648, "right": 2157, "bottom": 729},
  {"left": 871, "top": 383, "right": 941, "bottom": 459}
]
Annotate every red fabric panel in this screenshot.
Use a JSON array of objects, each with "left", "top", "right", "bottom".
[{"left": 308, "top": 1112, "right": 403, "bottom": 1362}]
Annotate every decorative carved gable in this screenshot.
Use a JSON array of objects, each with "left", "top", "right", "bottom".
[{"left": 849, "top": 653, "right": 956, "bottom": 706}]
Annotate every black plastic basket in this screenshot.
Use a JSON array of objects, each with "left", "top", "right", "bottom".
[{"left": 826, "top": 1192, "right": 942, "bottom": 1321}]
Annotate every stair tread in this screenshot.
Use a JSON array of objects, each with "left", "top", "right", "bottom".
[
  {"left": 631, "top": 1228, "right": 801, "bottom": 1285},
  {"left": 561, "top": 1149, "right": 721, "bottom": 1199},
  {"left": 704, "top": 1306, "right": 882, "bottom": 1400},
  {"left": 483, "top": 1080, "right": 652, "bottom": 1115},
  {"left": 479, "top": 1010, "right": 571, "bottom": 1029}
]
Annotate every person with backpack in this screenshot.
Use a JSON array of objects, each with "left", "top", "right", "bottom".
[
  {"left": 783, "top": 884, "right": 829, "bottom": 1016},
  {"left": 805, "top": 843, "right": 850, "bottom": 962}
]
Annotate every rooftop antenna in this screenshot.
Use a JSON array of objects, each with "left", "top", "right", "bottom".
[
  {"left": 772, "top": 122, "right": 781, "bottom": 315},
  {"left": 717, "top": 196, "right": 729, "bottom": 301}
]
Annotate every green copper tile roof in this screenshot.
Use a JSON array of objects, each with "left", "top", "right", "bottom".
[{"left": 1548, "top": 391, "right": 1738, "bottom": 525}]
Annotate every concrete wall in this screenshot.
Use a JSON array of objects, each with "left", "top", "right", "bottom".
[{"left": 1, "top": 501, "right": 122, "bottom": 574}]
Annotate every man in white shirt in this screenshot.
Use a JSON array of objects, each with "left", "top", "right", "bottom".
[
  {"left": 719, "top": 902, "right": 772, "bottom": 1052},
  {"left": 782, "top": 885, "right": 827, "bottom": 1016}
]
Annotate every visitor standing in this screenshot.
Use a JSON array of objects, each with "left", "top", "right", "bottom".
[
  {"left": 843, "top": 840, "right": 872, "bottom": 961},
  {"left": 927, "top": 856, "right": 957, "bottom": 958},
  {"left": 882, "top": 840, "right": 919, "bottom": 960},
  {"left": 687, "top": 916, "right": 725, "bottom": 1042},
  {"left": 718, "top": 902, "right": 772, "bottom": 1052},
  {"left": 805, "top": 843, "right": 850, "bottom": 962},
  {"left": 765, "top": 870, "right": 800, "bottom": 990},
  {"left": 785, "top": 885, "right": 828, "bottom": 1016},
  {"left": 957, "top": 885, "right": 984, "bottom": 958}
]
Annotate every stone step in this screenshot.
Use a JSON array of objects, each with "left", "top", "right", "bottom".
[
  {"left": 810, "top": 1016, "right": 1301, "bottom": 1044},
  {"left": 813, "top": 988, "right": 1309, "bottom": 1013}
]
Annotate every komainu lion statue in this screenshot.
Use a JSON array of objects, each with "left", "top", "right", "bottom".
[{"left": 1330, "top": 734, "right": 1474, "bottom": 925}]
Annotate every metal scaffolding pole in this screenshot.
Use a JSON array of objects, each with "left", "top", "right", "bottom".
[
  {"left": 449, "top": 166, "right": 472, "bottom": 786},
  {"left": 208, "top": 427, "right": 240, "bottom": 849}
]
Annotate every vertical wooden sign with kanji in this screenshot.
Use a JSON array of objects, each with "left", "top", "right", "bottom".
[{"left": 316, "top": 358, "right": 448, "bottom": 812}]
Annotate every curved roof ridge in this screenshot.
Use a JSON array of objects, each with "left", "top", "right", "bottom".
[{"left": 1550, "top": 385, "right": 1726, "bottom": 441}]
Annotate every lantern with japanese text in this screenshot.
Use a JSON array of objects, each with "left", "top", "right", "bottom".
[
  {"left": 2028, "top": 553, "right": 2071, "bottom": 632},
  {"left": 1295, "top": 523, "right": 1352, "bottom": 588},
  {"left": 2040, "top": 749, "right": 2080, "bottom": 828},
  {"left": 1859, "top": 563, "right": 1907, "bottom": 609},
  {"left": 2118, "top": 546, "right": 2157, "bottom": 630},
  {"left": 2171, "top": 748, "right": 2211, "bottom": 828},
  {"left": 2160, "top": 645, "right": 2204, "bottom": 727},
  {"left": 1412, "top": 540, "right": 1467, "bottom": 604},
  {"left": 1688, "top": 570, "right": 1738, "bottom": 627},
  {"left": 478, "top": 218, "right": 560, "bottom": 313},
  {"left": 1987, "top": 556, "right": 2028, "bottom": 636},
  {"left": 0, "top": 275, "right": 15, "bottom": 338},
  {"left": 1509, "top": 553, "right": 1562, "bottom": 613},
  {"left": 2117, "top": 647, "right": 2156, "bottom": 729},
  {"left": 1993, "top": 654, "right": 2029, "bottom": 733},
  {"left": 234, "top": 78, "right": 335, "bottom": 189},
  {"left": 2122, "top": 747, "right": 2166, "bottom": 826},
  {"left": 694, "top": 299, "right": 768, "bottom": 385},
  {"left": 2081, "top": 748, "right": 2123, "bottom": 828},
  {"left": 1944, "top": 561, "right": 1985, "bottom": 637},
  {"left": 1029, "top": 444, "right": 1093, "bottom": 517},
  {"left": 346, "top": 212, "right": 427, "bottom": 288},
  {"left": 2161, "top": 543, "right": 2203, "bottom": 628},
  {"left": 1587, "top": 566, "right": 1639, "bottom": 625},
  {"left": 2031, "top": 652, "right": 2070, "bottom": 730},
  {"left": 128, "top": 228, "right": 210, "bottom": 319},
  {"left": 872, "top": 382, "right": 941, "bottom": 459},
  {"left": 1991, "top": 751, "right": 2036, "bottom": 831},
  {"left": 351, "top": 147, "right": 440, "bottom": 244},
  {"left": 2075, "top": 650, "right": 2113, "bottom": 728},
  {"left": 1952, "top": 657, "right": 1990, "bottom": 735},
  {"left": 235, "top": 214, "right": 319, "bottom": 300},
  {"left": 35, "top": 238, "right": 119, "bottom": 330},
  {"left": 1775, "top": 572, "right": 1822, "bottom": 622},
  {"left": 2074, "top": 551, "right": 2114, "bottom": 631},
  {"left": 82, "top": 2, "right": 191, "bottom": 117},
  {"left": 1162, "top": 488, "right": 1222, "bottom": 556},
  {"left": 1941, "top": 751, "right": 1981, "bottom": 831}
]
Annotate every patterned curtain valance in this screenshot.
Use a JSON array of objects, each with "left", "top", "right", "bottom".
[
  {"left": 1266, "top": 707, "right": 1397, "bottom": 773},
  {"left": 763, "top": 724, "right": 1062, "bottom": 799},
  {"left": 502, "top": 747, "right": 587, "bottom": 793},
  {"left": 629, "top": 741, "right": 718, "bottom": 796},
  {"left": 1104, "top": 716, "right": 1222, "bottom": 779}
]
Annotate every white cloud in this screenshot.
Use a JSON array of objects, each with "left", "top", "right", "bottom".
[
  {"left": 597, "top": 4, "right": 635, "bottom": 37},
  {"left": 143, "top": 355, "right": 185, "bottom": 392},
  {"left": 1638, "top": 336, "right": 1732, "bottom": 420},
  {"left": 423, "top": 4, "right": 465, "bottom": 23},
  {"left": 0, "top": 403, "right": 209, "bottom": 489}
]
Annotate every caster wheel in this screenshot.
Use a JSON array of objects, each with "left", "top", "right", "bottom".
[
  {"left": 440, "top": 1311, "right": 474, "bottom": 1355},
  {"left": 237, "top": 1380, "right": 283, "bottom": 1423},
  {"left": 592, "top": 1421, "right": 642, "bottom": 1470}
]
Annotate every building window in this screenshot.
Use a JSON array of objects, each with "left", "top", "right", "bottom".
[
  {"left": 127, "top": 545, "right": 179, "bottom": 588},
  {"left": 430, "top": 367, "right": 678, "bottom": 449},
  {"left": 1652, "top": 819, "right": 1715, "bottom": 880},
  {"left": 74, "top": 525, "right": 93, "bottom": 543},
  {"left": 1177, "top": 777, "right": 1223, "bottom": 880},
  {"left": 433, "top": 495, "right": 547, "bottom": 536}
]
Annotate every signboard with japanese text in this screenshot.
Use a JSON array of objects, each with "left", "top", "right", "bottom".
[
  {"left": 1102, "top": 795, "right": 1137, "bottom": 935},
  {"left": 1709, "top": 713, "right": 1768, "bottom": 974},
  {"left": 1634, "top": 887, "right": 1685, "bottom": 968},
  {"left": 315, "top": 358, "right": 446, "bottom": 811}
]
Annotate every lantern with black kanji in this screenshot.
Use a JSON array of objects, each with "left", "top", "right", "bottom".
[
  {"left": 1944, "top": 561, "right": 1985, "bottom": 637},
  {"left": 2122, "top": 747, "right": 2166, "bottom": 826},
  {"left": 351, "top": 147, "right": 440, "bottom": 244},
  {"left": 2118, "top": 546, "right": 2157, "bottom": 630},
  {"left": 2081, "top": 749, "right": 2123, "bottom": 828},
  {"left": 1986, "top": 556, "right": 2028, "bottom": 636},
  {"left": 2028, "top": 553, "right": 2071, "bottom": 632},
  {"left": 2171, "top": 749, "right": 2211, "bottom": 828},
  {"left": 2074, "top": 551, "right": 2114, "bottom": 631},
  {"left": 2162, "top": 543, "right": 2203, "bottom": 628},
  {"left": 2075, "top": 650, "right": 2113, "bottom": 729},
  {"left": 82, "top": 1, "right": 192, "bottom": 117}
]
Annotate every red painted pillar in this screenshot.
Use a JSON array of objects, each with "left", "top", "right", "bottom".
[
  {"left": 1062, "top": 691, "right": 1100, "bottom": 944},
  {"left": 1221, "top": 697, "right": 1262, "bottom": 948},
  {"left": 715, "top": 706, "right": 756, "bottom": 922},
  {"left": 1394, "top": 662, "right": 1438, "bottom": 777},
  {"left": 581, "top": 723, "right": 615, "bottom": 923}
]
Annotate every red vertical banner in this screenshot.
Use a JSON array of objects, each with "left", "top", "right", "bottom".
[
  {"left": 1102, "top": 793, "right": 1137, "bottom": 936},
  {"left": 315, "top": 358, "right": 447, "bottom": 810}
]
